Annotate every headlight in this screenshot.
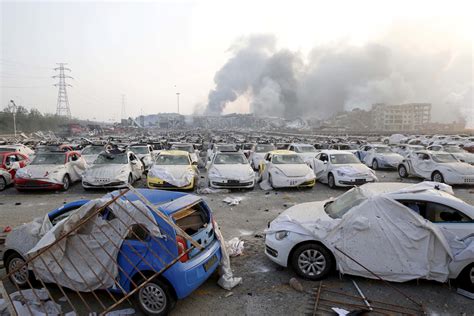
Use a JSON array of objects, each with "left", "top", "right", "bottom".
[
  {"left": 336, "top": 170, "right": 346, "bottom": 176},
  {"left": 208, "top": 169, "right": 220, "bottom": 177},
  {"left": 275, "top": 231, "right": 289, "bottom": 240}
]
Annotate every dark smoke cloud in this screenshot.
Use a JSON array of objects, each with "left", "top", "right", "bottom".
[{"left": 205, "top": 34, "right": 472, "bottom": 126}]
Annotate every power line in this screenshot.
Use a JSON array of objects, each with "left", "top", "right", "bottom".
[{"left": 53, "top": 63, "right": 72, "bottom": 118}]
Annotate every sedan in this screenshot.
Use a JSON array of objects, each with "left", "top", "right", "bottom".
[{"left": 207, "top": 151, "right": 255, "bottom": 189}]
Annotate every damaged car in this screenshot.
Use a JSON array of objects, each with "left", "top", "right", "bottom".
[
  {"left": 82, "top": 150, "right": 143, "bottom": 189},
  {"left": 265, "top": 182, "right": 474, "bottom": 291},
  {"left": 427, "top": 145, "right": 474, "bottom": 165},
  {"left": 288, "top": 143, "right": 319, "bottom": 161},
  {"left": 207, "top": 151, "right": 255, "bottom": 189},
  {"left": 147, "top": 150, "right": 198, "bottom": 190},
  {"left": 130, "top": 144, "right": 155, "bottom": 171},
  {"left": 3, "top": 189, "right": 222, "bottom": 315},
  {"left": 307, "top": 150, "right": 377, "bottom": 188},
  {"left": 170, "top": 143, "right": 200, "bottom": 164},
  {"left": 15, "top": 151, "right": 86, "bottom": 191},
  {"left": 356, "top": 144, "right": 404, "bottom": 170},
  {"left": 0, "top": 168, "right": 13, "bottom": 191},
  {"left": 398, "top": 150, "right": 474, "bottom": 185},
  {"left": 249, "top": 143, "right": 276, "bottom": 170},
  {"left": 80, "top": 144, "right": 105, "bottom": 165},
  {"left": 258, "top": 150, "right": 315, "bottom": 189}
]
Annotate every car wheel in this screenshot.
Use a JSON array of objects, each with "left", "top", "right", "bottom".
[
  {"left": 398, "top": 165, "right": 408, "bottom": 178},
  {"left": 5, "top": 252, "right": 33, "bottom": 288},
  {"left": 291, "top": 243, "right": 333, "bottom": 280},
  {"left": 432, "top": 171, "right": 444, "bottom": 183},
  {"left": 268, "top": 174, "right": 274, "bottom": 188},
  {"left": 0, "top": 176, "right": 6, "bottom": 191},
  {"left": 457, "top": 264, "right": 474, "bottom": 292},
  {"left": 372, "top": 159, "right": 379, "bottom": 170},
  {"left": 62, "top": 175, "right": 70, "bottom": 191},
  {"left": 135, "top": 278, "right": 175, "bottom": 316},
  {"left": 328, "top": 173, "right": 336, "bottom": 189}
]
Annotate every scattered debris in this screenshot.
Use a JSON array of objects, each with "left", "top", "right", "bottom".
[
  {"left": 289, "top": 277, "right": 304, "bottom": 292},
  {"left": 197, "top": 187, "right": 230, "bottom": 194},
  {"left": 222, "top": 197, "right": 243, "bottom": 206},
  {"left": 226, "top": 237, "right": 244, "bottom": 257},
  {"left": 224, "top": 292, "right": 233, "bottom": 298},
  {"left": 14, "top": 202, "right": 21, "bottom": 206}
]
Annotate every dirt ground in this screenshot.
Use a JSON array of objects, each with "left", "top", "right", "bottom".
[{"left": 0, "top": 170, "right": 473, "bottom": 315}]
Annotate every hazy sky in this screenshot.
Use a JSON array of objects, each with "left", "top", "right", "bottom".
[{"left": 1, "top": 0, "right": 472, "bottom": 122}]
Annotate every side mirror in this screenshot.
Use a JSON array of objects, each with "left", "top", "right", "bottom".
[{"left": 323, "top": 160, "right": 328, "bottom": 164}]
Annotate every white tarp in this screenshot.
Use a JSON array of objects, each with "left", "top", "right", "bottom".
[
  {"left": 148, "top": 166, "right": 195, "bottom": 187},
  {"left": 267, "top": 190, "right": 454, "bottom": 282},
  {"left": 27, "top": 198, "right": 160, "bottom": 292},
  {"left": 214, "top": 222, "right": 243, "bottom": 291}
]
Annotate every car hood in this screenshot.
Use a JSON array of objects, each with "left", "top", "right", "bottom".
[
  {"left": 377, "top": 153, "right": 404, "bottom": 162},
  {"left": 274, "top": 164, "right": 312, "bottom": 177},
  {"left": 212, "top": 164, "right": 254, "bottom": 179},
  {"left": 20, "top": 165, "right": 65, "bottom": 179},
  {"left": 84, "top": 164, "right": 130, "bottom": 179},
  {"left": 333, "top": 164, "right": 374, "bottom": 176},
  {"left": 442, "top": 162, "right": 474, "bottom": 175},
  {"left": 149, "top": 165, "right": 194, "bottom": 179}
]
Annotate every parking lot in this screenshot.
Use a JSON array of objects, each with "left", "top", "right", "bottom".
[{"left": 1, "top": 169, "right": 473, "bottom": 315}]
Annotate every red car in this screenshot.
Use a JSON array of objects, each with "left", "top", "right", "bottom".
[{"left": 0, "top": 152, "right": 30, "bottom": 179}]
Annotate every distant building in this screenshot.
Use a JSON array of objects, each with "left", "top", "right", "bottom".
[{"left": 371, "top": 103, "right": 431, "bottom": 131}]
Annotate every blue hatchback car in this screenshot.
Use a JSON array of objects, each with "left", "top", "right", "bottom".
[{"left": 3, "top": 189, "right": 222, "bottom": 315}]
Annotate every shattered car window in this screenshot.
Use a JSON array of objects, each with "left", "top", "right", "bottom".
[
  {"left": 155, "top": 155, "right": 189, "bottom": 165},
  {"left": 130, "top": 146, "right": 149, "bottom": 154},
  {"left": 31, "top": 153, "right": 65, "bottom": 165},
  {"left": 272, "top": 154, "right": 304, "bottom": 164},
  {"left": 330, "top": 154, "right": 360, "bottom": 164},
  {"left": 432, "top": 153, "right": 458, "bottom": 163},
  {"left": 255, "top": 144, "right": 275, "bottom": 153},
  {"left": 214, "top": 153, "right": 247, "bottom": 164},
  {"left": 94, "top": 153, "right": 128, "bottom": 164},
  {"left": 82, "top": 146, "right": 104, "bottom": 155},
  {"left": 295, "top": 146, "right": 316, "bottom": 153},
  {"left": 325, "top": 187, "right": 367, "bottom": 218}
]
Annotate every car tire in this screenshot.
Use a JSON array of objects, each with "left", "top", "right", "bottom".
[
  {"left": 398, "top": 165, "right": 408, "bottom": 178},
  {"left": 432, "top": 171, "right": 444, "bottom": 183},
  {"left": 128, "top": 174, "right": 134, "bottom": 185},
  {"left": 372, "top": 159, "right": 379, "bottom": 170},
  {"left": 135, "top": 277, "right": 175, "bottom": 316},
  {"left": 5, "top": 252, "right": 34, "bottom": 288},
  {"left": 0, "top": 176, "right": 6, "bottom": 191},
  {"left": 457, "top": 263, "right": 474, "bottom": 292},
  {"left": 62, "top": 175, "right": 70, "bottom": 191},
  {"left": 268, "top": 173, "right": 274, "bottom": 188},
  {"left": 291, "top": 243, "right": 333, "bottom": 281},
  {"left": 328, "top": 173, "right": 336, "bottom": 189}
]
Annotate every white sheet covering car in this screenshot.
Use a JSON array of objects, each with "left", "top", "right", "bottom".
[
  {"left": 129, "top": 145, "right": 154, "bottom": 170},
  {"left": 356, "top": 144, "right": 404, "bottom": 170},
  {"left": 264, "top": 182, "right": 474, "bottom": 289},
  {"left": 147, "top": 150, "right": 198, "bottom": 190},
  {"left": 82, "top": 150, "right": 143, "bottom": 189},
  {"left": 207, "top": 151, "right": 255, "bottom": 189},
  {"left": 0, "top": 168, "right": 13, "bottom": 191},
  {"left": 398, "top": 150, "right": 474, "bottom": 185},
  {"left": 427, "top": 145, "right": 474, "bottom": 165},
  {"left": 259, "top": 150, "right": 315, "bottom": 189},
  {"left": 307, "top": 150, "right": 377, "bottom": 188},
  {"left": 249, "top": 143, "right": 276, "bottom": 170},
  {"left": 288, "top": 143, "right": 319, "bottom": 161},
  {"left": 15, "top": 151, "right": 87, "bottom": 191},
  {"left": 395, "top": 144, "right": 425, "bottom": 157},
  {"left": 170, "top": 143, "right": 199, "bottom": 164}
]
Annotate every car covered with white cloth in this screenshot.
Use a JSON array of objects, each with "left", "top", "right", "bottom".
[
  {"left": 356, "top": 144, "right": 404, "bottom": 170},
  {"left": 15, "top": 151, "right": 86, "bottom": 191},
  {"left": 288, "top": 143, "right": 319, "bottom": 161},
  {"left": 129, "top": 144, "right": 154, "bottom": 170},
  {"left": 147, "top": 150, "right": 198, "bottom": 190},
  {"left": 207, "top": 151, "right": 255, "bottom": 189},
  {"left": 170, "top": 143, "right": 200, "bottom": 165},
  {"left": 258, "top": 150, "right": 315, "bottom": 189},
  {"left": 427, "top": 145, "right": 474, "bottom": 165},
  {"left": 264, "top": 182, "right": 474, "bottom": 290},
  {"left": 0, "top": 168, "right": 13, "bottom": 191},
  {"left": 398, "top": 150, "right": 474, "bottom": 185},
  {"left": 307, "top": 150, "right": 377, "bottom": 188},
  {"left": 80, "top": 144, "right": 105, "bottom": 165},
  {"left": 82, "top": 150, "right": 143, "bottom": 189},
  {"left": 249, "top": 143, "right": 276, "bottom": 170}
]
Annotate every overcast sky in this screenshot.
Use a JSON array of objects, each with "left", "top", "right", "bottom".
[{"left": 1, "top": 0, "right": 472, "bottom": 122}]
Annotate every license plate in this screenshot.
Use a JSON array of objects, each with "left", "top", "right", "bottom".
[
  {"left": 227, "top": 180, "right": 239, "bottom": 184},
  {"left": 354, "top": 179, "right": 366, "bottom": 184},
  {"left": 203, "top": 254, "right": 218, "bottom": 272}
]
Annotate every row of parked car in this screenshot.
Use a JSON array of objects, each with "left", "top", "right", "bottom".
[{"left": 1, "top": 140, "right": 474, "bottom": 192}]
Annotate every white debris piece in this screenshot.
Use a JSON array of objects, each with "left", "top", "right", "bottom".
[
  {"left": 0, "top": 289, "right": 63, "bottom": 316},
  {"left": 222, "top": 197, "right": 242, "bottom": 206},
  {"left": 197, "top": 187, "right": 230, "bottom": 194},
  {"left": 331, "top": 307, "right": 350, "bottom": 316},
  {"left": 214, "top": 223, "right": 243, "bottom": 291},
  {"left": 226, "top": 237, "right": 244, "bottom": 257}
]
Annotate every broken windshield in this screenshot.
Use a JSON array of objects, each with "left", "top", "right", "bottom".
[
  {"left": 31, "top": 153, "right": 65, "bottom": 165},
  {"left": 325, "top": 187, "right": 367, "bottom": 218},
  {"left": 94, "top": 153, "right": 128, "bottom": 164},
  {"left": 155, "top": 155, "right": 189, "bottom": 165}
]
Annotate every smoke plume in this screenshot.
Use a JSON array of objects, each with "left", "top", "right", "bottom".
[{"left": 204, "top": 34, "right": 473, "bottom": 126}]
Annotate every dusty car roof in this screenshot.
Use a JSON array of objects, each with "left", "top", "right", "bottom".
[
  {"left": 159, "top": 150, "right": 189, "bottom": 156},
  {"left": 268, "top": 150, "right": 296, "bottom": 155}
]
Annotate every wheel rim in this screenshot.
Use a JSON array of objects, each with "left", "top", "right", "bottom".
[
  {"left": 433, "top": 173, "right": 442, "bottom": 182},
  {"left": 399, "top": 166, "right": 406, "bottom": 177},
  {"left": 139, "top": 283, "right": 167, "bottom": 314},
  {"left": 298, "top": 249, "right": 326, "bottom": 277},
  {"left": 329, "top": 176, "right": 334, "bottom": 187},
  {"left": 9, "top": 258, "right": 28, "bottom": 286},
  {"left": 63, "top": 177, "right": 69, "bottom": 189},
  {"left": 373, "top": 160, "right": 378, "bottom": 169},
  {"left": 0, "top": 178, "right": 5, "bottom": 190},
  {"left": 470, "top": 266, "right": 474, "bottom": 285}
]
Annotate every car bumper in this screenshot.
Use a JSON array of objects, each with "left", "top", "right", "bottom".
[
  {"left": 335, "top": 175, "right": 377, "bottom": 187},
  {"left": 264, "top": 233, "right": 292, "bottom": 268},
  {"left": 15, "top": 178, "right": 63, "bottom": 190},
  {"left": 82, "top": 180, "right": 128, "bottom": 189},
  {"left": 147, "top": 177, "right": 194, "bottom": 190},
  {"left": 443, "top": 174, "right": 474, "bottom": 185},
  {"left": 271, "top": 175, "right": 316, "bottom": 188},
  {"left": 209, "top": 177, "right": 255, "bottom": 189}
]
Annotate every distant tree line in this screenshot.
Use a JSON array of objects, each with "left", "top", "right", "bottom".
[{"left": 0, "top": 105, "right": 75, "bottom": 134}]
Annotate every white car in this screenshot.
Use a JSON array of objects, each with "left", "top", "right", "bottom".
[
  {"left": 0, "top": 144, "right": 35, "bottom": 157},
  {"left": 129, "top": 145, "right": 154, "bottom": 170},
  {"left": 307, "top": 150, "right": 377, "bottom": 188},
  {"left": 147, "top": 150, "right": 198, "bottom": 190},
  {"left": 82, "top": 150, "right": 143, "bottom": 189},
  {"left": 15, "top": 151, "right": 87, "bottom": 191},
  {"left": 264, "top": 182, "right": 474, "bottom": 290},
  {"left": 170, "top": 143, "right": 199, "bottom": 164},
  {"left": 427, "top": 145, "right": 474, "bottom": 165},
  {"left": 207, "top": 151, "right": 255, "bottom": 189},
  {"left": 80, "top": 145, "right": 104, "bottom": 165},
  {"left": 394, "top": 144, "right": 425, "bottom": 157},
  {"left": 0, "top": 168, "right": 13, "bottom": 191},
  {"left": 249, "top": 143, "right": 276, "bottom": 170},
  {"left": 356, "top": 144, "right": 404, "bottom": 170},
  {"left": 258, "top": 150, "right": 315, "bottom": 189},
  {"left": 398, "top": 150, "right": 474, "bottom": 185},
  {"left": 288, "top": 143, "right": 318, "bottom": 161}
]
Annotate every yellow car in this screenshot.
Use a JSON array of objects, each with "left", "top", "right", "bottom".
[{"left": 147, "top": 150, "right": 198, "bottom": 190}]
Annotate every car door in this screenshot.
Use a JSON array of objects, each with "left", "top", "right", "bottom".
[
  {"left": 312, "top": 153, "right": 328, "bottom": 180},
  {"left": 5, "top": 154, "right": 20, "bottom": 178},
  {"left": 411, "top": 153, "right": 433, "bottom": 178},
  {"left": 128, "top": 153, "right": 142, "bottom": 180}
]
